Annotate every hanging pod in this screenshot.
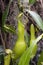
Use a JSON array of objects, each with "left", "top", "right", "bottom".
[
  {"left": 13, "top": 20, "right": 27, "bottom": 59},
  {"left": 4, "top": 49, "right": 12, "bottom": 65}
]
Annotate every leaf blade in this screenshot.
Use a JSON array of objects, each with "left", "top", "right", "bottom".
[
  {"left": 26, "top": 10, "right": 43, "bottom": 31},
  {"left": 2, "top": 0, "right": 13, "bottom": 26},
  {"left": 3, "top": 24, "right": 16, "bottom": 34},
  {"left": 18, "top": 34, "right": 43, "bottom": 65}
]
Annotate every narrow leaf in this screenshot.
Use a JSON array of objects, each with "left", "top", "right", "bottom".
[
  {"left": 18, "top": 40, "right": 37, "bottom": 65},
  {"left": 25, "top": 10, "right": 43, "bottom": 31},
  {"left": 24, "top": 31, "right": 30, "bottom": 46},
  {"left": 2, "top": 0, "right": 13, "bottom": 26},
  {"left": 3, "top": 24, "right": 16, "bottom": 34},
  {"left": 18, "top": 34, "right": 43, "bottom": 65}
]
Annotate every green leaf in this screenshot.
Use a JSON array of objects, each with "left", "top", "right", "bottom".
[
  {"left": 37, "top": 51, "right": 43, "bottom": 65},
  {"left": 18, "top": 34, "right": 43, "bottom": 65},
  {"left": 18, "top": 41, "right": 37, "bottom": 65},
  {"left": 3, "top": 24, "right": 16, "bottom": 34},
  {"left": 2, "top": 0, "right": 13, "bottom": 26},
  {"left": 25, "top": 10, "right": 43, "bottom": 31},
  {"left": 29, "top": 0, "right": 36, "bottom": 4},
  {"left": 24, "top": 31, "right": 30, "bottom": 46}
]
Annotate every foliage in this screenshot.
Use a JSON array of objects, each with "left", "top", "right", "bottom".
[
  {"left": 18, "top": 25, "right": 43, "bottom": 65},
  {"left": 25, "top": 10, "right": 43, "bottom": 31},
  {"left": 2, "top": 0, "right": 12, "bottom": 26},
  {"left": 4, "top": 24, "right": 16, "bottom": 34},
  {"left": 0, "top": 0, "right": 43, "bottom": 65},
  {"left": 2, "top": 0, "right": 15, "bottom": 34}
]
